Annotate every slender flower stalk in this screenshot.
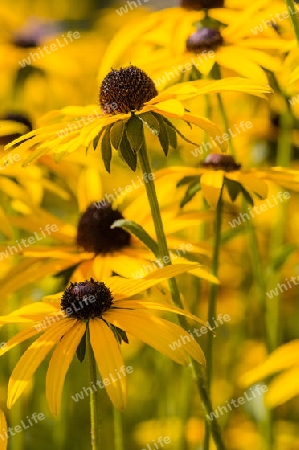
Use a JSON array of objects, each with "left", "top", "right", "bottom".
[
  {"left": 113, "top": 408, "right": 124, "bottom": 450},
  {"left": 138, "top": 142, "right": 226, "bottom": 450},
  {"left": 87, "top": 326, "right": 102, "bottom": 450},
  {"left": 285, "top": 0, "right": 299, "bottom": 44}
]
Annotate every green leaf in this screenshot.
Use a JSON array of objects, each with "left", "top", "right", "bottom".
[
  {"left": 139, "top": 112, "right": 160, "bottom": 135},
  {"left": 110, "top": 120, "right": 125, "bottom": 149},
  {"left": 151, "top": 112, "right": 169, "bottom": 156},
  {"left": 76, "top": 331, "right": 86, "bottom": 363},
  {"left": 180, "top": 182, "right": 201, "bottom": 208},
  {"left": 112, "top": 219, "right": 159, "bottom": 257},
  {"left": 221, "top": 226, "right": 246, "bottom": 244},
  {"left": 101, "top": 125, "right": 112, "bottom": 173},
  {"left": 163, "top": 119, "right": 177, "bottom": 149},
  {"left": 126, "top": 114, "right": 144, "bottom": 152},
  {"left": 272, "top": 244, "right": 297, "bottom": 272},
  {"left": 119, "top": 133, "right": 137, "bottom": 171}
]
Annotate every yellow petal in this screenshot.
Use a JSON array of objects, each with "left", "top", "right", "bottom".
[
  {"left": 8, "top": 319, "right": 75, "bottom": 408},
  {"left": 0, "top": 409, "right": 7, "bottom": 450},
  {"left": 106, "top": 263, "right": 201, "bottom": 299},
  {"left": 46, "top": 322, "right": 86, "bottom": 416},
  {"left": 154, "top": 99, "right": 185, "bottom": 116},
  {"left": 200, "top": 172, "right": 224, "bottom": 208},
  {"left": 77, "top": 166, "right": 102, "bottom": 213},
  {"left": 0, "top": 325, "right": 42, "bottom": 357},
  {"left": 89, "top": 319, "right": 126, "bottom": 411},
  {"left": 241, "top": 341, "right": 299, "bottom": 387},
  {"left": 113, "top": 300, "right": 209, "bottom": 332},
  {"left": 183, "top": 113, "right": 228, "bottom": 153},
  {"left": 266, "top": 367, "right": 299, "bottom": 407},
  {"left": 106, "top": 309, "right": 195, "bottom": 365},
  {"left": 227, "top": 173, "right": 268, "bottom": 199}
]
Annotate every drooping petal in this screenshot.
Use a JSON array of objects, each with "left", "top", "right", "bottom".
[
  {"left": 46, "top": 321, "right": 86, "bottom": 416},
  {"left": 105, "top": 309, "right": 203, "bottom": 365},
  {"left": 0, "top": 325, "right": 42, "bottom": 356},
  {"left": 8, "top": 319, "right": 75, "bottom": 408},
  {"left": 89, "top": 319, "right": 126, "bottom": 411},
  {"left": 200, "top": 172, "right": 224, "bottom": 208}
]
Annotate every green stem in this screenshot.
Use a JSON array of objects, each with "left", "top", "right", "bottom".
[
  {"left": 113, "top": 408, "right": 124, "bottom": 450},
  {"left": 87, "top": 325, "right": 101, "bottom": 450},
  {"left": 138, "top": 142, "right": 226, "bottom": 450},
  {"left": 285, "top": 0, "right": 299, "bottom": 45}
]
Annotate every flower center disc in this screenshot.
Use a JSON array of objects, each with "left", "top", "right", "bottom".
[
  {"left": 61, "top": 279, "right": 113, "bottom": 320},
  {"left": 186, "top": 28, "right": 223, "bottom": 52},
  {"left": 201, "top": 154, "right": 241, "bottom": 171},
  {"left": 76, "top": 202, "right": 131, "bottom": 254},
  {"left": 99, "top": 65, "right": 158, "bottom": 114},
  {"left": 181, "top": 0, "right": 224, "bottom": 9}
]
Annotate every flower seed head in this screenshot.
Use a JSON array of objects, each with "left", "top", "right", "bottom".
[
  {"left": 201, "top": 154, "right": 241, "bottom": 171},
  {"left": 99, "top": 66, "right": 158, "bottom": 114},
  {"left": 186, "top": 28, "right": 223, "bottom": 52},
  {"left": 181, "top": 0, "right": 224, "bottom": 9},
  {"left": 61, "top": 279, "right": 113, "bottom": 320},
  {"left": 76, "top": 202, "right": 131, "bottom": 254}
]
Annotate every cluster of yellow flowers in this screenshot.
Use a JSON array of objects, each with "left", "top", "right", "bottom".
[{"left": 1, "top": 1, "right": 299, "bottom": 449}]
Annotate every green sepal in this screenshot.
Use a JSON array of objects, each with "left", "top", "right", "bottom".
[
  {"left": 119, "top": 133, "right": 137, "bottom": 171},
  {"left": 109, "top": 324, "right": 129, "bottom": 345},
  {"left": 101, "top": 125, "right": 112, "bottom": 173},
  {"left": 151, "top": 112, "right": 169, "bottom": 156},
  {"left": 224, "top": 178, "right": 242, "bottom": 203},
  {"left": 180, "top": 182, "right": 201, "bottom": 208},
  {"left": 138, "top": 112, "right": 160, "bottom": 135},
  {"left": 126, "top": 114, "right": 144, "bottom": 152},
  {"left": 163, "top": 117, "right": 199, "bottom": 147},
  {"left": 93, "top": 126, "right": 106, "bottom": 151},
  {"left": 110, "top": 120, "right": 125, "bottom": 149},
  {"left": 111, "top": 219, "right": 159, "bottom": 257},
  {"left": 76, "top": 331, "right": 86, "bottom": 363},
  {"left": 177, "top": 175, "right": 200, "bottom": 188}
]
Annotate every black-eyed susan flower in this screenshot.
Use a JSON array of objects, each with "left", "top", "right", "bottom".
[
  {"left": 5, "top": 66, "right": 272, "bottom": 170},
  {"left": 0, "top": 265, "right": 207, "bottom": 414},
  {"left": 1, "top": 164, "right": 217, "bottom": 299}
]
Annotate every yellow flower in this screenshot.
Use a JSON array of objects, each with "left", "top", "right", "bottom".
[
  {"left": 99, "top": 3, "right": 289, "bottom": 88},
  {"left": 1, "top": 165, "right": 217, "bottom": 299},
  {"left": 240, "top": 340, "right": 299, "bottom": 407},
  {"left": 0, "top": 265, "right": 207, "bottom": 414},
  {"left": 5, "top": 66, "right": 272, "bottom": 169}
]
